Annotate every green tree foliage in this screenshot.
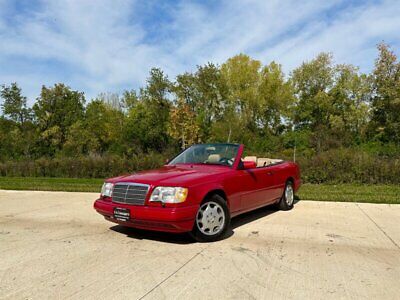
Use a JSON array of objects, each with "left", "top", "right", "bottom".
[
  {"left": 174, "top": 63, "right": 228, "bottom": 141},
  {"left": 121, "top": 90, "right": 138, "bottom": 111},
  {"left": 219, "top": 55, "right": 294, "bottom": 150},
  {"left": 33, "top": 84, "right": 85, "bottom": 155},
  {"left": 221, "top": 54, "right": 261, "bottom": 130},
  {"left": 168, "top": 99, "right": 200, "bottom": 149},
  {"left": 291, "top": 53, "right": 335, "bottom": 131},
  {"left": 258, "top": 61, "right": 294, "bottom": 134},
  {"left": 1, "top": 43, "right": 400, "bottom": 184},
  {"left": 1, "top": 82, "right": 32, "bottom": 125},
  {"left": 63, "top": 100, "right": 125, "bottom": 156},
  {"left": 291, "top": 53, "right": 370, "bottom": 151},
  {"left": 329, "top": 64, "right": 370, "bottom": 143},
  {"left": 369, "top": 43, "right": 400, "bottom": 144},
  {"left": 0, "top": 83, "right": 36, "bottom": 159},
  {"left": 124, "top": 68, "right": 171, "bottom": 152}
]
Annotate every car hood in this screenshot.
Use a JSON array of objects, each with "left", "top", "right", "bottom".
[{"left": 107, "top": 164, "right": 230, "bottom": 186}]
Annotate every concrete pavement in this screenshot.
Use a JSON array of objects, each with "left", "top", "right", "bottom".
[{"left": 0, "top": 190, "right": 399, "bottom": 299}]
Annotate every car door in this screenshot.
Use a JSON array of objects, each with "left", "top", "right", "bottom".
[
  {"left": 253, "top": 166, "right": 279, "bottom": 205},
  {"left": 237, "top": 166, "right": 276, "bottom": 211}
]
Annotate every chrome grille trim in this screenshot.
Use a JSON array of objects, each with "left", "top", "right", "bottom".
[{"left": 112, "top": 182, "right": 150, "bottom": 205}]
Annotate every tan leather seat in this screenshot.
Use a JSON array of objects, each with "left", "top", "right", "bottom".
[
  {"left": 257, "top": 158, "right": 271, "bottom": 167},
  {"left": 206, "top": 154, "right": 221, "bottom": 164},
  {"left": 243, "top": 156, "right": 257, "bottom": 163},
  {"left": 270, "top": 159, "right": 283, "bottom": 164}
]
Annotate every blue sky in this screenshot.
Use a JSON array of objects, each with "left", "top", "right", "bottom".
[{"left": 0, "top": 0, "right": 399, "bottom": 104}]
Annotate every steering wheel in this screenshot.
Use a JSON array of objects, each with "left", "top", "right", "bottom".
[{"left": 219, "top": 157, "right": 234, "bottom": 166}]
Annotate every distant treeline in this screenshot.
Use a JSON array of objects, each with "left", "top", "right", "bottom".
[{"left": 1, "top": 43, "right": 399, "bottom": 183}]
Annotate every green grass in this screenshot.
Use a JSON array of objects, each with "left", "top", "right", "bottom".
[
  {"left": 0, "top": 177, "right": 399, "bottom": 204},
  {"left": 298, "top": 183, "right": 400, "bottom": 204},
  {"left": 0, "top": 177, "right": 103, "bottom": 192}
]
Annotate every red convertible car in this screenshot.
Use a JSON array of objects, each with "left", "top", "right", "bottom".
[{"left": 94, "top": 143, "right": 301, "bottom": 242}]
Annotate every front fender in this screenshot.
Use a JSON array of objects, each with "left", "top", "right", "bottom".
[{"left": 189, "top": 182, "right": 228, "bottom": 206}]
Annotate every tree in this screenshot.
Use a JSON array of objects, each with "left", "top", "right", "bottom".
[
  {"left": 329, "top": 64, "right": 370, "bottom": 143},
  {"left": 124, "top": 68, "right": 171, "bottom": 152},
  {"left": 63, "top": 100, "right": 125, "bottom": 155},
  {"left": 291, "top": 53, "right": 334, "bottom": 131},
  {"left": 0, "top": 117, "right": 19, "bottom": 159},
  {"left": 168, "top": 99, "right": 200, "bottom": 149},
  {"left": 173, "top": 63, "right": 228, "bottom": 141},
  {"left": 291, "top": 53, "right": 371, "bottom": 150},
  {"left": 194, "top": 63, "right": 228, "bottom": 134},
  {"left": 174, "top": 72, "right": 198, "bottom": 110},
  {"left": 258, "top": 61, "right": 294, "bottom": 135},
  {"left": 142, "top": 68, "right": 171, "bottom": 103},
  {"left": 33, "top": 84, "right": 85, "bottom": 155},
  {"left": 0, "top": 82, "right": 32, "bottom": 125},
  {"left": 369, "top": 43, "right": 400, "bottom": 143},
  {"left": 0, "top": 83, "right": 37, "bottom": 159},
  {"left": 121, "top": 89, "right": 139, "bottom": 111},
  {"left": 218, "top": 55, "right": 295, "bottom": 151},
  {"left": 221, "top": 54, "right": 261, "bottom": 130}
]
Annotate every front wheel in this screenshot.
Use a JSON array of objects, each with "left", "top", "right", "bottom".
[
  {"left": 191, "top": 194, "right": 230, "bottom": 242},
  {"left": 278, "top": 181, "right": 295, "bottom": 211}
]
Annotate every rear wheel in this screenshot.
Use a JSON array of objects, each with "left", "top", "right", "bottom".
[
  {"left": 191, "top": 194, "right": 230, "bottom": 242},
  {"left": 278, "top": 181, "right": 294, "bottom": 211}
]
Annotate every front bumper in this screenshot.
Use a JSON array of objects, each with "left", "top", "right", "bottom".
[{"left": 93, "top": 199, "right": 198, "bottom": 233}]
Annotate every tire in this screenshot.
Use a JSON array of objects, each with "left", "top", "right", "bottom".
[
  {"left": 278, "top": 181, "right": 295, "bottom": 211},
  {"left": 191, "top": 194, "right": 230, "bottom": 242}
]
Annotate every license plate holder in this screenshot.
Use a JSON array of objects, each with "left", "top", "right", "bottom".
[{"left": 114, "top": 207, "right": 130, "bottom": 222}]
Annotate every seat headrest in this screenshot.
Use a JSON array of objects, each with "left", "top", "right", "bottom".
[
  {"left": 207, "top": 154, "right": 221, "bottom": 164},
  {"left": 243, "top": 156, "right": 257, "bottom": 163}
]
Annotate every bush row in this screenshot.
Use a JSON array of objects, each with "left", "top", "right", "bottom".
[
  {"left": 0, "top": 153, "right": 165, "bottom": 178},
  {"left": 0, "top": 148, "right": 399, "bottom": 184},
  {"left": 296, "top": 148, "right": 400, "bottom": 184}
]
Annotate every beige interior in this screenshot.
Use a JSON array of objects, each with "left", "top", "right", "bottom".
[
  {"left": 206, "top": 154, "right": 221, "bottom": 163},
  {"left": 243, "top": 156, "right": 257, "bottom": 163},
  {"left": 256, "top": 158, "right": 271, "bottom": 167},
  {"left": 243, "top": 156, "right": 283, "bottom": 167}
]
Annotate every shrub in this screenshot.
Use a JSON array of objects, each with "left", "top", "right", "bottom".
[
  {"left": 295, "top": 148, "right": 400, "bottom": 184},
  {"left": 0, "top": 153, "right": 165, "bottom": 178},
  {"left": 0, "top": 148, "right": 399, "bottom": 184}
]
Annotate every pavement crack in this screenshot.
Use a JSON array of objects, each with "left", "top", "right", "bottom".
[
  {"left": 356, "top": 203, "right": 400, "bottom": 250},
  {"left": 137, "top": 246, "right": 207, "bottom": 300}
]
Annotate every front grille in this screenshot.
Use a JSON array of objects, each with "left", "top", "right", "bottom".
[{"left": 112, "top": 183, "right": 149, "bottom": 205}]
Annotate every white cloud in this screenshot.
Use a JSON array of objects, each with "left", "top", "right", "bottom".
[
  {"left": 260, "top": 0, "right": 400, "bottom": 73},
  {"left": 0, "top": 0, "right": 167, "bottom": 102},
  {"left": 0, "top": 0, "right": 399, "bottom": 104}
]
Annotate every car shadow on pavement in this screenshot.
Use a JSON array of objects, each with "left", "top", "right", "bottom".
[
  {"left": 224, "top": 197, "right": 301, "bottom": 238},
  {"left": 110, "top": 200, "right": 301, "bottom": 243},
  {"left": 109, "top": 225, "right": 195, "bottom": 244},
  {"left": 225, "top": 205, "right": 278, "bottom": 238}
]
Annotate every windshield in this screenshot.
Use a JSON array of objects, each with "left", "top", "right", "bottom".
[{"left": 168, "top": 144, "right": 240, "bottom": 167}]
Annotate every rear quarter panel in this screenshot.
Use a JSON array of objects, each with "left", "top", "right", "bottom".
[{"left": 269, "top": 161, "right": 301, "bottom": 198}]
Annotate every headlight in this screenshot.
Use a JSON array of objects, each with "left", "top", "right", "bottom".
[
  {"left": 150, "top": 187, "right": 188, "bottom": 203},
  {"left": 101, "top": 182, "right": 114, "bottom": 197}
]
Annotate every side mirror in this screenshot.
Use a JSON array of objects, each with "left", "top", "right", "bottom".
[{"left": 242, "top": 161, "right": 256, "bottom": 169}]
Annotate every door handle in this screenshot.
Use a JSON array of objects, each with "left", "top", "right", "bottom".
[{"left": 266, "top": 171, "right": 274, "bottom": 176}]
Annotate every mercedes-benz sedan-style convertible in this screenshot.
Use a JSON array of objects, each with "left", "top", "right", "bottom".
[{"left": 94, "top": 143, "right": 301, "bottom": 242}]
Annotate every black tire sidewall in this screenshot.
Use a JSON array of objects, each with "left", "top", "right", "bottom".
[
  {"left": 279, "top": 181, "right": 294, "bottom": 211},
  {"left": 191, "top": 194, "right": 230, "bottom": 242}
]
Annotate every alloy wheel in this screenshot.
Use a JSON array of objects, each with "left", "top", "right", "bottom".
[{"left": 196, "top": 201, "right": 225, "bottom": 236}]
